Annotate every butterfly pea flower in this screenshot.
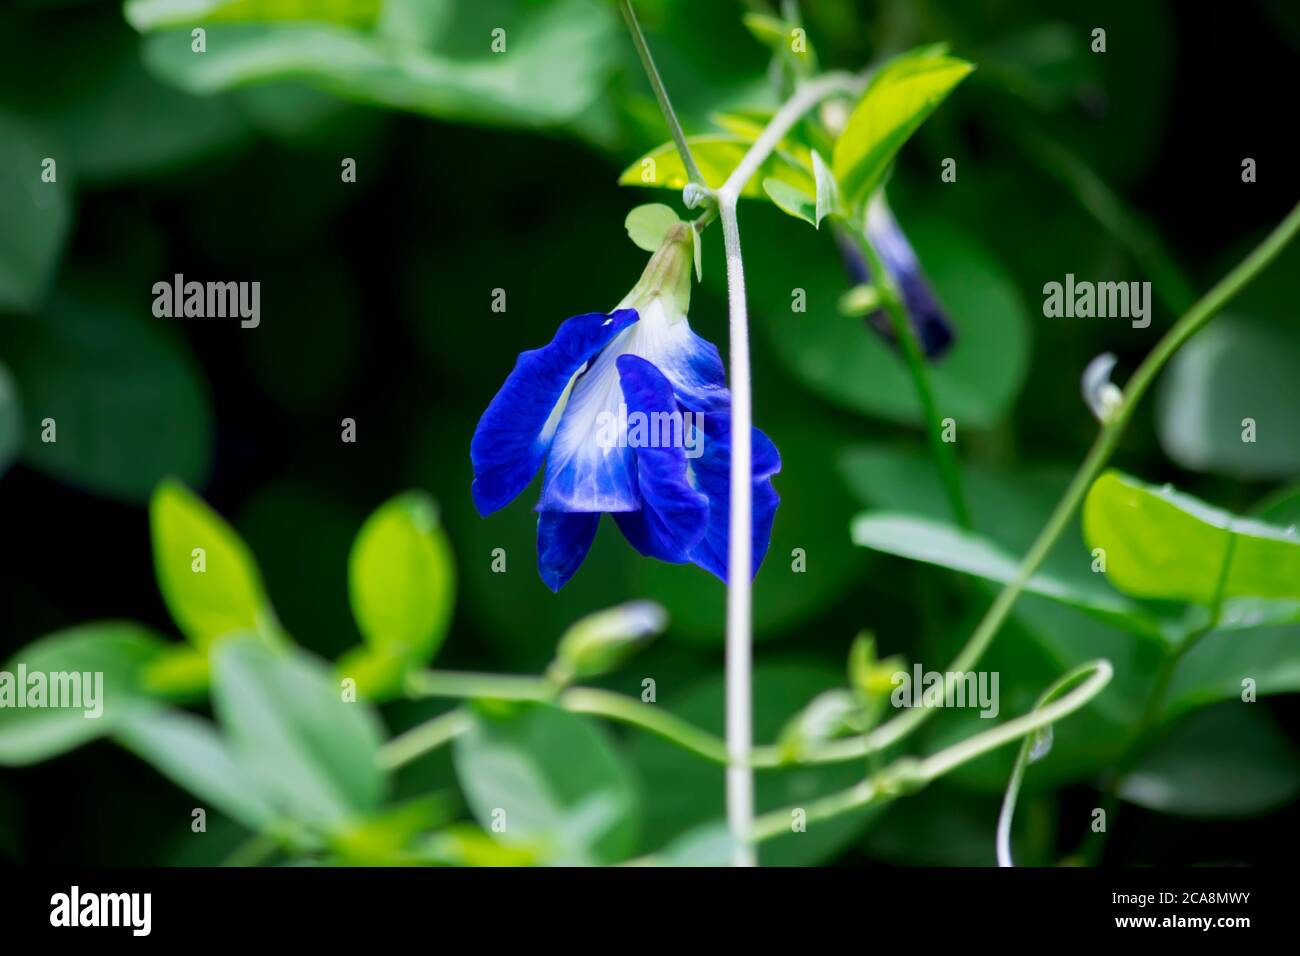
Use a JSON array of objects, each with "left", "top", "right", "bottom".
[
  {"left": 470, "top": 223, "right": 781, "bottom": 591},
  {"left": 836, "top": 193, "right": 955, "bottom": 359}
]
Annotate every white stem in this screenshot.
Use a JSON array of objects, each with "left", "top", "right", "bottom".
[
  {"left": 717, "top": 72, "right": 860, "bottom": 205},
  {"left": 719, "top": 194, "right": 755, "bottom": 867},
  {"left": 714, "top": 72, "right": 861, "bottom": 868}
]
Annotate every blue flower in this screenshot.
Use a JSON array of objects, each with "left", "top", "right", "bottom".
[
  {"left": 471, "top": 224, "right": 781, "bottom": 592},
  {"left": 836, "top": 194, "right": 954, "bottom": 359}
]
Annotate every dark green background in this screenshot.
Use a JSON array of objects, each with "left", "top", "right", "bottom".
[{"left": 2, "top": 0, "right": 1298, "bottom": 865}]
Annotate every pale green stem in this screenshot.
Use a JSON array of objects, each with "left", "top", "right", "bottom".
[
  {"left": 753, "top": 660, "right": 1113, "bottom": 842},
  {"left": 379, "top": 708, "right": 473, "bottom": 772},
  {"left": 393, "top": 670, "right": 731, "bottom": 768},
  {"left": 851, "top": 224, "right": 971, "bottom": 528},
  {"left": 618, "top": 0, "right": 707, "bottom": 189},
  {"left": 997, "top": 660, "right": 1110, "bottom": 866},
  {"left": 713, "top": 68, "right": 862, "bottom": 867}
]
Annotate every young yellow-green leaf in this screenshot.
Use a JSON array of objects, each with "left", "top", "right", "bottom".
[
  {"left": 335, "top": 644, "right": 410, "bottom": 702},
  {"left": 1083, "top": 470, "right": 1300, "bottom": 605},
  {"left": 619, "top": 134, "right": 814, "bottom": 199},
  {"left": 624, "top": 203, "right": 681, "bottom": 252},
  {"left": 140, "top": 644, "right": 211, "bottom": 700},
  {"left": 832, "top": 49, "right": 974, "bottom": 212},
  {"left": 150, "top": 478, "right": 273, "bottom": 648},
  {"left": 762, "top": 178, "right": 818, "bottom": 227},
  {"left": 124, "top": 0, "right": 382, "bottom": 31},
  {"left": 741, "top": 12, "right": 791, "bottom": 51},
  {"left": 348, "top": 491, "right": 455, "bottom": 666}
]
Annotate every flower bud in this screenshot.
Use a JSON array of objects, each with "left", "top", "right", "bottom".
[{"left": 551, "top": 601, "right": 668, "bottom": 682}]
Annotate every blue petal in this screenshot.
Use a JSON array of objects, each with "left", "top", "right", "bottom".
[
  {"left": 471, "top": 308, "right": 638, "bottom": 516},
  {"left": 630, "top": 298, "right": 730, "bottom": 413},
  {"left": 685, "top": 402, "right": 781, "bottom": 583},
  {"left": 609, "top": 355, "right": 709, "bottom": 562},
  {"left": 537, "top": 297, "right": 726, "bottom": 512},
  {"left": 835, "top": 203, "right": 955, "bottom": 360},
  {"left": 537, "top": 511, "right": 601, "bottom": 592},
  {"left": 864, "top": 199, "right": 955, "bottom": 359}
]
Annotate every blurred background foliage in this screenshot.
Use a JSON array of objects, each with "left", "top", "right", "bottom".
[{"left": 1, "top": 0, "right": 1298, "bottom": 865}]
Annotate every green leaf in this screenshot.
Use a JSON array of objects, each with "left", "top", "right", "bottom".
[
  {"left": 649, "top": 821, "right": 734, "bottom": 866},
  {"left": 832, "top": 48, "right": 973, "bottom": 212},
  {"left": 150, "top": 479, "right": 274, "bottom": 648},
  {"left": 1156, "top": 315, "right": 1300, "bottom": 480},
  {"left": 1119, "top": 703, "right": 1300, "bottom": 818},
  {"left": 0, "top": 110, "right": 71, "bottom": 313},
  {"left": 1083, "top": 470, "right": 1300, "bottom": 605},
  {"left": 755, "top": 208, "right": 1030, "bottom": 429},
  {"left": 125, "top": 0, "right": 382, "bottom": 31},
  {"left": 1252, "top": 484, "right": 1300, "bottom": 527},
  {"left": 134, "top": 0, "right": 620, "bottom": 131},
  {"left": 1165, "top": 623, "right": 1300, "bottom": 719},
  {"left": 114, "top": 706, "right": 278, "bottom": 831},
  {"left": 709, "top": 109, "right": 814, "bottom": 170},
  {"left": 762, "top": 177, "right": 818, "bottom": 226},
  {"left": 624, "top": 203, "right": 682, "bottom": 252},
  {"left": 0, "top": 622, "right": 168, "bottom": 765},
  {"left": 212, "top": 638, "right": 386, "bottom": 829},
  {"left": 811, "top": 149, "right": 839, "bottom": 225},
  {"left": 619, "top": 134, "right": 814, "bottom": 198},
  {"left": 452, "top": 702, "right": 639, "bottom": 865},
  {"left": 741, "top": 13, "right": 800, "bottom": 56},
  {"left": 347, "top": 491, "right": 455, "bottom": 672},
  {"left": 850, "top": 512, "right": 1166, "bottom": 640},
  {"left": 2, "top": 284, "right": 213, "bottom": 502}
]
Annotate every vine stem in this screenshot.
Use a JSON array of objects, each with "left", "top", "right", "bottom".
[
  {"left": 385, "top": 670, "right": 733, "bottom": 769},
  {"left": 818, "top": 198, "right": 1300, "bottom": 761},
  {"left": 618, "top": 0, "right": 707, "bottom": 189},
  {"left": 751, "top": 659, "right": 1113, "bottom": 842},
  {"left": 714, "top": 70, "right": 862, "bottom": 866},
  {"left": 851, "top": 225, "right": 971, "bottom": 528}
]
